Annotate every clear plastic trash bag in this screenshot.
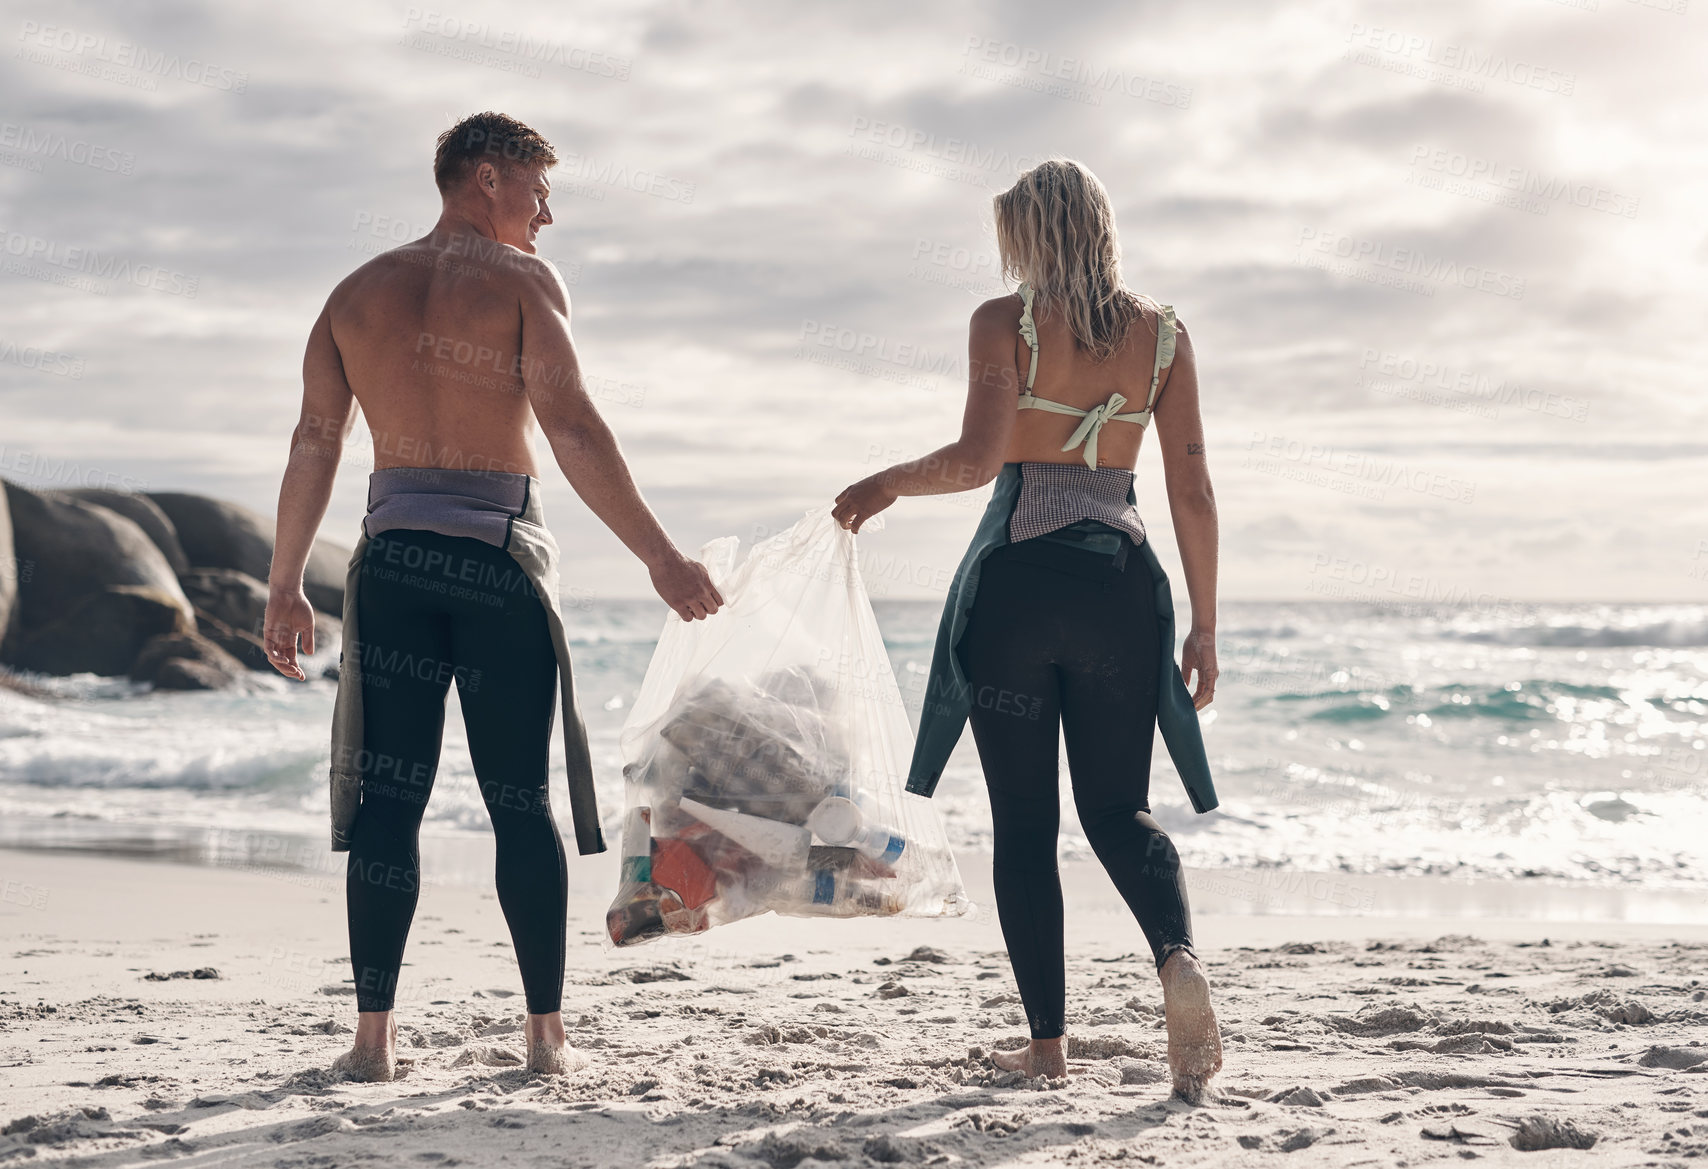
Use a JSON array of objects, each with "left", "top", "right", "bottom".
[{"left": 605, "top": 505, "right": 970, "bottom": 946}]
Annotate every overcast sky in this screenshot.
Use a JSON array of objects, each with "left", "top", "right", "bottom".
[{"left": 2, "top": 0, "right": 1704, "bottom": 604}]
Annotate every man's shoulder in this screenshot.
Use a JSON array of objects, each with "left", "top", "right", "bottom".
[
  {"left": 431, "top": 239, "right": 565, "bottom": 300},
  {"left": 496, "top": 249, "right": 570, "bottom": 307},
  {"left": 328, "top": 245, "right": 424, "bottom": 294},
  {"left": 328, "top": 240, "right": 563, "bottom": 307},
  {"left": 495, "top": 247, "right": 562, "bottom": 286}
]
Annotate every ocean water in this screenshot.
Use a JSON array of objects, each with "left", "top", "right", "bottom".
[{"left": 1, "top": 598, "right": 1704, "bottom": 898}]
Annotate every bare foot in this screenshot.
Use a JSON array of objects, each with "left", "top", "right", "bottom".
[
  {"left": 1160, "top": 950, "right": 1223, "bottom": 1103},
  {"left": 333, "top": 1012, "right": 397, "bottom": 1083},
  {"left": 524, "top": 1010, "right": 589, "bottom": 1076},
  {"left": 990, "top": 1037, "right": 1067, "bottom": 1079}
]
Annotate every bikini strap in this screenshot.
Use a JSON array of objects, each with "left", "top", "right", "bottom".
[
  {"left": 1016, "top": 281, "right": 1040, "bottom": 393},
  {"left": 1143, "top": 303, "right": 1177, "bottom": 412}
]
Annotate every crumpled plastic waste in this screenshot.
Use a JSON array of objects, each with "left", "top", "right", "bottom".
[{"left": 605, "top": 507, "right": 968, "bottom": 946}]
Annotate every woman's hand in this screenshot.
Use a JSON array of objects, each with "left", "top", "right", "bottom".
[
  {"left": 831, "top": 474, "right": 896, "bottom": 534},
  {"left": 1180, "top": 628, "right": 1218, "bottom": 710},
  {"left": 263, "top": 588, "right": 318, "bottom": 681}
]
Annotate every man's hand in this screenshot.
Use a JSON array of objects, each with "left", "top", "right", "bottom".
[
  {"left": 1180, "top": 628, "right": 1218, "bottom": 710},
  {"left": 651, "top": 553, "right": 724, "bottom": 621},
  {"left": 263, "top": 588, "right": 318, "bottom": 681},
  {"left": 831, "top": 475, "right": 896, "bottom": 534}
]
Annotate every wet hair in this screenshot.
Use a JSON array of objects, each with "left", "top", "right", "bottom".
[
  {"left": 993, "top": 158, "right": 1157, "bottom": 361},
  {"left": 433, "top": 111, "right": 558, "bottom": 194}
]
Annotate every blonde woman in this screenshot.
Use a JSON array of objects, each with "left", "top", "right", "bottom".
[{"left": 833, "top": 158, "right": 1224, "bottom": 1102}]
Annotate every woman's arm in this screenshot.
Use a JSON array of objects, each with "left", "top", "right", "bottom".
[
  {"left": 831, "top": 298, "right": 1020, "bottom": 532},
  {"left": 1151, "top": 316, "right": 1220, "bottom": 709}
]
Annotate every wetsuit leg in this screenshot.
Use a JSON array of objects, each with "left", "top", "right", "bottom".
[
  {"left": 1053, "top": 544, "right": 1198, "bottom": 976},
  {"left": 957, "top": 536, "right": 1199, "bottom": 1041},
  {"left": 445, "top": 549, "right": 567, "bottom": 1016},
  {"left": 346, "top": 532, "right": 454, "bottom": 1013},
  {"left": 957, "top": 545, "right": 1068, "bottom": 1041}
]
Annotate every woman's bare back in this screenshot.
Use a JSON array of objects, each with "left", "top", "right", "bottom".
[{"left": 1003, "top": 294, "right": 1171, "bottom": 471}]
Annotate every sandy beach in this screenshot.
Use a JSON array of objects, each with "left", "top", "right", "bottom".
[{"left": 3, "top": 844, "right": 1705, "bottom": 1167}]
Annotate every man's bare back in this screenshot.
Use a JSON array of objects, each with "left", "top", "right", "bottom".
[{"left": 328, "top": 231, "right": 550, "bottom": 478}]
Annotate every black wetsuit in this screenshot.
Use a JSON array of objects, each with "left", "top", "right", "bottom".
[
  {"left": 955, "top": 522, "right": 1197, "bottom": 1041},
  {"left": 345, "top": 528, "right": 567, "bottom": 1014}
]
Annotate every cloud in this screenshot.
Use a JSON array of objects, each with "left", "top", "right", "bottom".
[{"left": 0, "top": 0, "right": 1702, "bottom": 601}]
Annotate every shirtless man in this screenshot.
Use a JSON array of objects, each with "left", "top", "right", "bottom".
[{"left": 261, "top": 111, "right": 722, "bottom": 1079}]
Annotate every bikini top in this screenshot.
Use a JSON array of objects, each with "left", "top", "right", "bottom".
[{"left": 1014, "top": 281, "right": 1177, "bottom": 469}]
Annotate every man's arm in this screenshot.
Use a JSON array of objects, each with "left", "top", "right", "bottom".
[
  {"left": 263, "top": 301, "right": 356, "bottom": 679},
  {"left": 831, "top": 297, "right": 1020, "bottom": 531},
  {"left": 518, "top": 258, "right": 722, "bottom": 620},
  {"left": 1151, "top": 316, "right": 1220, "bottom": 709}
]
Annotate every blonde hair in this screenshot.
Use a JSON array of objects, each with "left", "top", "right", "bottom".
[{"left": 993, "top": 158, "right": 1155, "bottom": 361}]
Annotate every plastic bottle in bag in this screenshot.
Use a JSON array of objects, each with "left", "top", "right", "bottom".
[
  {"left": 605, "top": 505, "right": 969, "bottom": 947},
  {"left": 767, "top": 870, "right": 906, "bottom": 916}
]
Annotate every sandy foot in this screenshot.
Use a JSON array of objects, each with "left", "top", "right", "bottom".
[
  {"left": 330, "top": 1015, "right": 396, "bottom": 1083},
  {"left": 526, "top": 1038, "right": 591, "bottom": 1075},
  {"left": 1161, "top": 949, "right": 1224, "bottom": 1103},
  {"left": 990, "top": 1038, "right": 1067, "bottom": 1079}
]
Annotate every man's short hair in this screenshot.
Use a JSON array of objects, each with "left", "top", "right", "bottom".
[{"left": 434, "top": 112, "right": 558, "bottom": 194}]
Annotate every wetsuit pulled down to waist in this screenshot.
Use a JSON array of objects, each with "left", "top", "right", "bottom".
[
  {"left": 956, "top": 521, "right": 1197, "bottom": 1040},
  {"left": 345, "top": 479, "right": 567, "bottom": 1015}
]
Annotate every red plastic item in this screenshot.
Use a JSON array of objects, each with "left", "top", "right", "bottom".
[{"left": 651, "top": 837, "right": 717, "bottom": 909}]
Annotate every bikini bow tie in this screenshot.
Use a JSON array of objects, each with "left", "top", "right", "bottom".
[{"left": 1061, "top": 392, "right": 1129, "bottom": 468}]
